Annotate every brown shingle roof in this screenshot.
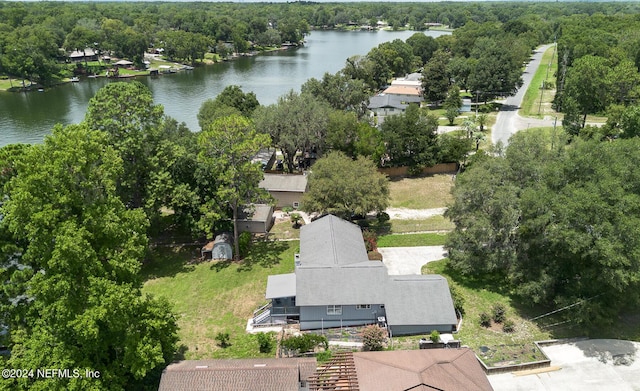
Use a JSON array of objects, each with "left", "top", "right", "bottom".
[
  {"left": 158, "top": 358, "right": 317, "bottom": 391},
  {"left": 351, "top": 349, "right": 493, "bottom": 391}
]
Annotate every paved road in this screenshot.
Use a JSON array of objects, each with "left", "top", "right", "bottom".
[{"left": 492, "top": 44, "right": 556, "bottom": 146}]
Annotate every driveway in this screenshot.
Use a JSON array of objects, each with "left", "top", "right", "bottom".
[
  {"left": 378, "top": 246, "right": 447, "bottom": 275},
  {"left": 489, "top": 340, "right": 640, "bottom": 391}
]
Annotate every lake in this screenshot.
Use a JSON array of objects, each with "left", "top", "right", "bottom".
[{"left": 0, "top": 29, "right": 449, "bottom": 147}]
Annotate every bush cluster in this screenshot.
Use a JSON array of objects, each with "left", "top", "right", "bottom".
[{"left": 361, "top": 325, "right": 387, "bottom": 351}]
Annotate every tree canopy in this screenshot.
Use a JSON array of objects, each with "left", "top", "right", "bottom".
[
  {"left": 446, "top": 129, "right": 640, "bottom": 328},
  {"left": 197, "top": 114, "right": 271, "bottom": 258},
  {"left": 301, "top": 151, "right": 389, "bottom": 219},
  {"left": 0, "top": 125, "right": 178, "bottom": 390}
]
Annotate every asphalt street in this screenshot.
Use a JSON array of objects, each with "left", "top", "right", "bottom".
[{"left": 492, "top": 44, "right": 556, "bottom": 146}]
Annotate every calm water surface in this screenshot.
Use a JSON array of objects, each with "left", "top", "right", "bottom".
[{"left": 0, "top": 30, "right": 448, "bottom": 146}]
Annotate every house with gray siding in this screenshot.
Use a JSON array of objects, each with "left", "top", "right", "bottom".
[
  {"left": 254, "top": 215, "right": 457, "bottom": 336},
  {"left": 259, "top": 174, "right": 308, "bottom": 208}
]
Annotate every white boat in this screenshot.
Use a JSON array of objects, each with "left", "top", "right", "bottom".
[{"left": 70, "top": 77, "right": 80, "bottom": 82}]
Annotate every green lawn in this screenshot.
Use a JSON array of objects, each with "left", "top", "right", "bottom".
[
  {"left": 388, "top": 216, "right": 455, "bottom": 233},
  {"left": 142, "top": 241, "right": 297, "bottom": 359},
  {"left": 520, "top": 45, "right": 558, "bottom": 118},
  {"left": 389, "top": 174, "right": 454, "bottom": 209},
  {"left": 378, "top": 232, "right": 447, "bottom": 247},
  {"left": 423, "top": 259, "right": 552, "bottom": 365}
]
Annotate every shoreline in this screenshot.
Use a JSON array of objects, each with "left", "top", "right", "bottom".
[{"left": 0, "top": 44, "right": 299, "bottom": 93}]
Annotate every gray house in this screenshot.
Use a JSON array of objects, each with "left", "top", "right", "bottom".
[
  {"left": 254, "top": 215, "right": 457, "bottom": 336},
  {"left": 259, "top": 174, "right": 308, "bottom": 208}
]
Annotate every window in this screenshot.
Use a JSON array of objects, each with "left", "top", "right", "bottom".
[
  {"left": 327, "top": 305, "right": 342, "bottom": 315},
  {"left": 356, "top": 304, "right": 371, "bottom": 310}
]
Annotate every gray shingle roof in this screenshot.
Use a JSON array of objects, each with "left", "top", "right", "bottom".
[
  {"left": 384, "top": 275, "right": 457, "bottom": 327},
  {"left": 266, "top": 273, "right": 296, "bottom": 299},
  {"left": 238, "top": 204, "right": 273, "bottom": 222},
  {"left": 259, "top": 174, "right": 308, "bottom": 193},
  {"left": 299, "top": 215, "right": 369, "bottom": 267},
  {"left": 297, "top": 215, "right": 388, "bottom": 306},
  {"left": 158, "top": 358, "right": 317, "bottom": 391},
  {"left": 273, "top": 215, "right": 457, "bottom": 329},
  {"left": 368, "top": 94, "right": 408, "bottom": 110}
]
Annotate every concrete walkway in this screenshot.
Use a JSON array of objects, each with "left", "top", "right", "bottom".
[{"left": 378, "top": 246, "right": 447, "bottom": 275}]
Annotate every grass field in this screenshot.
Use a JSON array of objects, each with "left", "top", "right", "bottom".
[
  {"left": 142, "top": 241, "right": 297, "bottom": 359},
  {"left": 389, "top": 216, "right": 454, "bottom": 233},
  {"left": 388, "top": 174, "right": 454, "bottom": 209},
  {"left": 377, "top": 232, "right": 447, "bottom": 247},
  {"left": 521, "top": 45, "right": 558, "bottom": 118}
]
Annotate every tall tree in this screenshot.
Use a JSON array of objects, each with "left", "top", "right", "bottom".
[
  {"left": 406, "top": 32, "right": 438, "bottom": 64},
  {"left": 0, "top": 124, "right": 178, "bottom": 391},
  {"left": 301, "top": 72, "right": 369, "bottom": 119},
  {"left": 85, "top": 82, "right": 164, "bottom": 211},
  {"left": 561, "top": 55, "right": 611, "bottom": 128},
  {"left": 198, "top": 85, "right": 260, "bottom": 130},
  {"left": 197, "top": 115, "right": 271, "bottom": 260},
  {"left": 381, "top": 104, "right": 439, "bottom": 168},
  {"left": 253, "top": 91, "right": 331, "bottom": 172},
  {"left": 301, "top": 151, "right": 389, "bottom": 219},
  {"left": 422, "top": 49, "right": 451, "bottom": 103}
]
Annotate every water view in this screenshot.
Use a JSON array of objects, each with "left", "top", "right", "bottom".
[{"left": 0, "top": 30, "right": 449, "bottom": 147}]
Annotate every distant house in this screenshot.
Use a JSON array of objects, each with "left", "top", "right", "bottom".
[
  {"left": 68, "top": 48, "right": 98, "bottom": 62},
  {"left": 309, "top": 350, "right": 493, "bottom": 391},
  {"left": 259, "top": 174, "right": 308, "bottom": 209},
  {"left": 254, "top": 215, "right": 458, "bottom": 336},
  {"left": 368, "top": 94, "right": 422, "bottom": 125},
  {"left": 237, "top": 204, "right": 274, "bottom": 234},
  {"left": 158, "top": 357, "right": 317, "bottom": 391},
  {"left": 113, "top": 59, "right": 134, "bottom": 67},
  {"left": 382, "top": 85, "right": 422, "bottom": 100}
]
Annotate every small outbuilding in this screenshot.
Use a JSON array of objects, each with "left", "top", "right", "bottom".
[
  {"left": 201, "top": 233, "right": 233, "bottom": 260},
  {"left": 237, "top": 204, "right": 274, "bottom": 234}
]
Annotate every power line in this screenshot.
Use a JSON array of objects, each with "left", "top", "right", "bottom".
[{"left": 529, "top": 295, "right": 600, "bottom": 322}]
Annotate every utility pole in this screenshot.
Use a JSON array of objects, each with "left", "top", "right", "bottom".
[{"left": 538, "top": 80, "right": 544, "bottom": 115}]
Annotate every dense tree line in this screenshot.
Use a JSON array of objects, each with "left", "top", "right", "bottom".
[
  {"left": 446, "top": 129, "right": 640, "bottom": 330},
  {"left": 555, "top": 13, "right": 640, "bottom": 135},
  {"left": 2, "top": 1, "right": 640, "bottom": 85}
]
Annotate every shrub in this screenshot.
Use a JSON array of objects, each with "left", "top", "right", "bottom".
[
  {"left": 315, "top": 350, "right": 333, "bottom": 363},
  {"left": 492, "top": 303, "right": 506, "bottom": 324},
  {"left": 256, "top": 332, "right": 275, "bottom": 353},
  {"left": 281, "top": 334, "right": 328, "bottom": 355},
  {"left": 407, "top": 165, "right": 424, "bottom": 177},
  {"left": 238, "top": 231, "right": 252, "bottom": 258},
  {"left": 429, "top": 330, "right": 440, "bottom": 343},
  {"left": 361, "top": 325, "right": 387, "bottom": 351},
  {"left": 449, "top": 284, "right": 465, "bottom": 316},
  {"left": 215, "top": 332, "right": 230, "bottom": 348},
  {"left": 367, "top": 251, "right": 383, "bottom": 261},
  {"left": 376, "top": 212, "right": 390, "bottom": 223},
  {"left": 282, "top": 206, "right": 294, "bottom": 214},
  {"left": 502, "top": 319, "right": 515, "bottom": 333},
  {"left": 479, "top": 312, "right": 491, "bottom": 328},
  {"left": 362, "top": 229, "right": 378, "bottom": 252},
  {"left": 290, "top": 213, "right": 303, "bottom": 228}
]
